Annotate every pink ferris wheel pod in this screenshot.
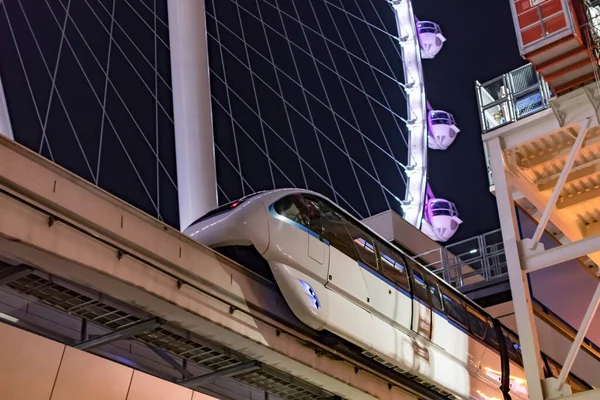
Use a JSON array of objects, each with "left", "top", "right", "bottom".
[
  {"left": 427, "top": 102, "right": 460, "bottom": 151},
  {"left": 421, "top": 184, "right": 462, "bottom": 243},
  {"left": 416, "top": 21, "right": 446, "bottom": 59},
  {"left": 391, "top": 0, "right": 457, "bottom": 239}
]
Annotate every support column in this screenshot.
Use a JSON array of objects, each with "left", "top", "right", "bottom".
[
  {"left": 530, "top": 119, "right": 589, "bottom": 249},
  {"left": 167, "top": 0, "right": 217, "bottom": 231},
  {"left": 0, "top": 74, "right": 14, "bottom": 140},
  {"left": 487, "top": 136, "right": 545, "bottom": 399}
]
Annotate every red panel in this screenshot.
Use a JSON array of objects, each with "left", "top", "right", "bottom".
[
  {"left": 521, "top": 24, "right": 544, "bottom": 46},
  {"left": 518, "top": 8, "right": 540, "bottom": 28},
  {"left": 514, "top": 0, "right": 533, "bottom": 14},
  {"left": 540, "top": 0, "right": 563, "bottom": 18},
  {"left": 545, "top": 13, "right": 568, "bottom": 35}
]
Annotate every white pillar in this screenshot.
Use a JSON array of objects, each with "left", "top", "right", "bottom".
[
  {"left": 0, "top": 74, "right": 14, "bottom": 140},
  {"left": 168, "top": 0, "right": 217, "bottom": 231},
  {"left": 487, "top": 136, "right": 545, "bottom": 399}
]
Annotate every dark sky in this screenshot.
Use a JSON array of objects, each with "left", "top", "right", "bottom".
[
  {"left": 0, "top": 0, "right": 528, "bottom": 244},
  {"left": 413, "top": 0, "right": 527, "bottom": 241}
]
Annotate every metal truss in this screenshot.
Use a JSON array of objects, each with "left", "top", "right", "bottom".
[
  {"left": 0, "top": 263, "right": 334, "bottom": 400},
  {"left": 485, "top": 120, "right": 600, "bottom": 399}
]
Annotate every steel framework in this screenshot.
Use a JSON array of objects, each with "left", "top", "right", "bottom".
[{"left": 484, "top": 112, "right": 600, "bottom": 399}]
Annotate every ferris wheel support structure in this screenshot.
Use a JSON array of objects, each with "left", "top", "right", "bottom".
[{"left": 391, "top": 0, "right": 428, "bottom": 230}]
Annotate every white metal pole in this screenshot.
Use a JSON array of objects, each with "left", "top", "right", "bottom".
[
  {"left": 557, "top": 282, "right": 600, "bottom": 390},
  {"left": 167, "top": 0, "right": 218, "bottom": 231},
  {"left": 0, "top": 74, "right": 14, "bottom": 140},
  {"left": 530, "top": 118, "right": 589, "bottom": 249},
  {"left": 487, "top": 136, "right": 545, "bottom": 399}
]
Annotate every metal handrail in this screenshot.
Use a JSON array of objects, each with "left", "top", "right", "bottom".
[{"left": 418, "top": 229, "right": 507, "bottom": 288}]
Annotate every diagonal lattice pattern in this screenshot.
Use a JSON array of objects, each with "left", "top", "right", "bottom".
[
  {"left": 207, "top": 0, "right": 412, "bottom": 218},
  {"left": 0, "top": 0, "right": 412, "bottom": 225}
]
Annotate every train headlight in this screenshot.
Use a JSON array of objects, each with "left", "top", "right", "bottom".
[{"left": 299, "top": 280, "right": 320, "bottom": 309}]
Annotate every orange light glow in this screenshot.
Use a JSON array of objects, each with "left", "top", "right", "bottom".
[
  {"left": 483, "top": 367, "right": 528, "bottom": 396},
  {"left": 476, "top": 390, "right": 502, "bottom": 400}
]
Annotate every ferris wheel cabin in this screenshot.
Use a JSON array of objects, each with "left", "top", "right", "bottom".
[
  {"left": 417, "top": 21, "right": 446, "bottom": 59},
  {"left": 421, "top": 198, "right": 462, "bottom": 242},
  {"left": 427, "top": 110, "right": 460, "bottom": 150}
]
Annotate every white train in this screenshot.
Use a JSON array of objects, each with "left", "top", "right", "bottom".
[{"left": 185, "top": 189, "right": 591, "bottom": 399}]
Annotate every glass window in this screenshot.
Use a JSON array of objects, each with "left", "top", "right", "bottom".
[
  {"left": 318, "top": 200, "right": 357, "bottom": 261},
  {"left": 502, "top": 327, "right": 523, "bottom": 365},
  {"left": 303, "top": 195, "right": 324, "bottom": 237},
  {"left": 407, "top": 260, "right": 429, "bottom": 302},
  {"left": 345, "top": 223, "right": 379, "bottom": 271},
  {"left": 316, "top": 197, "right": 378, "bottom": 271},
  {"left": 274, "top": 194, "right": 308, "bottom": 227},
  {"left": 440, "top": 286, "right": 468, "bottom": 327},
  {"left": 428, "top": 281, "right": 443, "bottom": 311},
  {"left": 378, "top": 242, "right": 410, "bottom": 291},
  {"left": 484, "top": 319, "right": 500, "bottom": 351},
  {"left": 467, "top": 305, "right": 487, "bottom": 340}
]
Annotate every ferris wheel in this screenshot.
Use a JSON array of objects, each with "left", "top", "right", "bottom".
[{"left": 390, "top": 0, "right": 462, "bottom": 242}]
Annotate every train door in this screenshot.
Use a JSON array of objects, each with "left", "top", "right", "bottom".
[
  {"left": 303, "top": 195, "right": 326, "bottom": 264},
  {"left": 408, "top": 262, "right": 433, "bottom": 341}
]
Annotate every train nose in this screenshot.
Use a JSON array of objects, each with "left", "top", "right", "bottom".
[{"left": 184, "top": 200, "right": 270, "bottom": 253}]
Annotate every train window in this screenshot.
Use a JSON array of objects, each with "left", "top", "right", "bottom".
[
  {"left": 428, "top": 281, "right": 443, "bottom": 312},
  {"left": 378, "top": 242, "right": 410, "bottom": 292},
  {"left": 315, "top": 200, "right": 356, "bottom": 258},
  {"left": 502, "top": 327, "right": 523, "bottom": 365},
  {"left": 484, "top": 319, "right": 500, "bottom": 352},
  {"left": 440, "top": 286, "right": 468, "bottom": 327},
  {"left": 303, "top": 195, "right": 324, "bottom": 237},
  {"left": 407, "top": 260, "right": 429, "bottom": 302},
  {"left": 273, "top": 195, "right": 309, "bottom": 227},
  {"left": 467, "top": 305, "right": 487, "bottom": 340},
  {"left": 343, "top": 220, "right": 379, "bottom": 271},
  {"left": 315, "top": 197, "right": 379, "bottom": 271}
]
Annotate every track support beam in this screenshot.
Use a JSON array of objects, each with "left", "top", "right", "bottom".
[
  {"left": 74, "top": 317, "right": 163, "bottom": 350},
  {"left": 530, "top": 119, "right": 590, "bottom": 250},
  {"left": 179, "top": 361, "right": 261, "bottom": 388},
  {"left": 0, "top": 264, "right": 32, "bottom": 285}
]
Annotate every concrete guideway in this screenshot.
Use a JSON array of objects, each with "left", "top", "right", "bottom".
[{"left": 0, "top": 135, "right": 431, "bottom": 399}]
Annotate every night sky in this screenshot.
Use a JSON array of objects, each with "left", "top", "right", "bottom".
[
  {"left": 413, "top": 0, "right": 527, "bottom": 242},
  {"left": 0, "top": 0, "right": 528, "bottom": 244}
]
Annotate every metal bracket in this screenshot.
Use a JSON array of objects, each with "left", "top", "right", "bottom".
[
  {"left": 74, "top": 317, "right": 163, "bottom": 350},
  {"left": 584, "top": 85, "right": 600, "bottom": 124},
  {"left": 179, "top": 361, "right": 261, "bottom": 388},
  {"left": 550, "top": 100, "right": 566, "bottom": 127}
]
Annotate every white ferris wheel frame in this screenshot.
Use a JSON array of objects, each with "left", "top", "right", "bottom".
[{"left": 391, "top": 0, "right": 428, "bottom": 230}]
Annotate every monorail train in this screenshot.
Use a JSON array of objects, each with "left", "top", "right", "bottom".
[{"left": 184, "top": 189, "right": 592, "bottom": 399}]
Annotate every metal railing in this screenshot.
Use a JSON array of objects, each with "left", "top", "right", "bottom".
[
  {"left": 476, "top": 63, "right": 553, "bottom": 134},
  {"left": 417, "top": 229, "right": 507, "bottom": 288}
]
